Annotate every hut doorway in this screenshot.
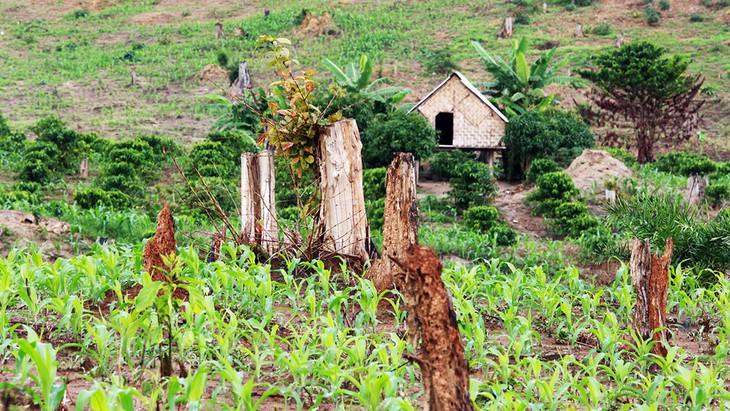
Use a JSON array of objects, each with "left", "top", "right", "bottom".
[{"left": 435, "top": 112, "right": 454, "bottom": 146}]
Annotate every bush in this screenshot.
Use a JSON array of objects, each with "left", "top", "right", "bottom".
[
  {"left": 487, "top": 225, "right": 518, "bottom": 247},
  {"left": 106, "top": 140, "right": 154, "bottom": 169},
  {"left": 449, "top": 160, "right": 497, "bottom": 210},
  {"left": 592, "top": 23, "right": 612, "bottom": 36},
  {"left": 658, "top": 0, "right": 670, "bottom": 10},
  {"left": 206, "top": 131, "right": 257, "bottom": 157},
  {"left": 95, "top": 174, "right": 145, "bottom": 197},
  {"left": 463, "top": 206, "right": 500, "bottom": 232},
  {"left": 705, "top": 183, "right": 730, "bottom": 207},
  {"left": 514, "top": 11, "right": 530, "bottom": 25},
  {"left": 715, "top": 162, "right": 730, "bottom": 176},
  {"left": 362, "top": 110, "right": 438, "bottom": 168},
  {"left": 366, "top": 198, "right": 385, "bottom": 230},
  {"left": 502, "top": 110, "right": 594, "bottom": 181},
  {"left": 527, "top": 172, "right": 578, "bottom": 216},
  {"left": 645, "top": 6, "right": 661, "bottom": 25},
  {"left": 689, "top": 13, "right": 704, "bottom": 22},
  {"left": 526, "top": 158, "right": 561, "bottom": 184},
  {"left": 188, "top": 141, "right": 236, "bottom": 177},
  {"left": 138, "top": 135, "right": 183, "bottom": 161},
  {"left": 654, "top": 152, "right": 715, "bottom": 176},
  {"left": 553, "top": 201, "right": 599, "bottom": 238},
  {"left": 19, "top": 141, "right": 58, "bottom": 182},
  {"left": 0, "top": 190, "right": 40, "bottom": 205},
  {"left": 29, "top": 116, "right": 86, "bottom": 174},
  {"left": 429, "top": 150, "right": 476, "bottom": 180},
  {"left": 363, "top": 168, "right": 386, "bottom": 202},
  {"left": 0, "top": 130, "right": 25, "bottom": 154},
  {"left": 14, "top": 181, "right": 41, "bottom": 193},
  {"left": 75, "top": 188, "right": 131, "bottom": 209},
  {"left": 419, "top": 47, "right": 459, "bottom": 76}
]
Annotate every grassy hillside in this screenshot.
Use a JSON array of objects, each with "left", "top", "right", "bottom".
[{"left": 0, "top": 0, "right": 728, "bottom": 151}]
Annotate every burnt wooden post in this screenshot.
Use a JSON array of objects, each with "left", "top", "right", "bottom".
[
  {"left": 240, "top": 151, "right": 278, "bottom": 254},
  {"left": 630, "top": 238, "right": 672, "bottom": 357},
  {"left": 367, "top": 153, "right": 418, "bottom": 293},
  {"left": 394, "top": 245, "right": 475, "bottom": 411},
  {"left": 318, "top": 119, "right": 370, "bottom": 261}
]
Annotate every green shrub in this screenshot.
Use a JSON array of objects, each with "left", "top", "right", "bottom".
[
  {"left": 14, "top": 181, "right": 41, "bottom": 193},
  {"left": 592, "top": 23, "right": 612, "bottom": 36},
  {"left": 95, "top": 174, "right": 145, "bottom": 197},
  {"left": 577, "top": 225, "right": 628, "bottom": 263},
  {"left": 502, "top": 110, "right": 594, "bottom": 181},
  {"left": 514, "top": 11, "right": 530, "bottom": 25},
  {"left": 553, "top": 201, "right": 599, "bottom": 238},
  {"left": 715, "top": 162, "right": 730, "bottom": 176},
  {"left": 654, "top": 152, "right": 715, "bottom": 176},
  {"left": 29, "top": 116, "right": 86, "bottom": 174},
  {"left": 106, "top": 140, "right": 154, "bottom": 169},
  {"left": 463, "top": 205, "right": 500, "bottom": 232},
  {"left": 362, "top": 110, "right": 438, "bottom": 168},
  {"left": 705, "top": 183, "right": 730, "bottom": 207},
  {"left": 0, "top": 130, "right": 25, "bottom": 154},
  {"left": 719, "top": 207, "right": 730, "bottom": 220},
  {"left": 138, "top": 135, "right": 183, "bottom": 161},
  {"left": 19, "top": 141, "right": 58, "bottom": 182},
  {"left": 689, "top": 13, "right": 704, "bottom": 22},
  {"left": 206, "top": 131, "right": 257, "bottom": 156},
  {"left": 429, "top": 150, "right": 476, "bottom": 179},
  {"left": 366, "top": 198, "right": 385, "bottom": 230},
  {"left": 488, "top": 225, "right": 518, "bottom": 247},
  {"left": 75, "top": 187, "right": 131, "bottom": 209},
  {"left": 526, "top": 158, "right": 561, "bottom": 184},
  {"left": 528, "top": 172, "right": 578, "bottom": 216},
  {"left": 449, "top": 160, "right": 497, "bottom": 210},
  {"left": 0, "top": 190, "right": 40, "bottom": 205},
  {"left": 0, "top": 113, "right": 10, "bottom": 136},
  {"left": 564, "top": 4, "right": 576, "bottom": 11},
  {"left": 645, "top": 6, "right": 661, "bottom": 25},
  {"left": 658, "top": 0, "right": 670, "bottom": 10},
  {"left": 419, "top": 47, "right": 459, "bottom": 76},
  {"left": 188, "top": 141, "right": 236, "bottom": 178},
  {"left": 679, "top": 157, "right": 716, "bottom": 176},
  {"left": 363, "top": 168, "right": 386, "bottom": 202}
]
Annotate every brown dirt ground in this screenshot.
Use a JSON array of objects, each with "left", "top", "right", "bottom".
[{"left": 0, "top": 210, "right": 77, "bottom": 260}]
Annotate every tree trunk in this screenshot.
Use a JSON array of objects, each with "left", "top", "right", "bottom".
[
  {"left": 686, "top": 175, "right": 708, "bottom": 206},
  {"left": 230, "top": 62, "right": 253, "bottom": 98},
  {"left": 318, "top": 119, "right": 370, "bottom": 261},
  {"left": 215, "top": 22, "right": 225, "bottom": 40},
  {"left": 575, "top": 23, "right": 584, "bottom": 37},
  {"left": 393, "top": 245, "right": 475, "bottom": 411},
  {"left": 543, "top": 2, "right": 547, "bottom": 13},
  {"left": 79, "top": 158, "right": 89, "bottom": 179},
  {"left": 630, "top": 238, "right": 672, "bottom": 357},
  {"left": 616, "top": 32, "right": 624, "bottom": 48},
  {"left": 240, "top": 151, "right": 278, "bottom": 254},
  {"left": 367, "top": 153, "right": 419, "bottom": 293}
]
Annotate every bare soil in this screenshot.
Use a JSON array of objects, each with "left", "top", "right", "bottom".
[{"left": 0, "top": 210, "right": 77, "bottom": 260}]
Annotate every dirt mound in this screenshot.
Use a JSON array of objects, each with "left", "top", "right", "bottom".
[
  {"left": 0, "top": 210, "right": 75, "bottom": 260},
  {"left": 297, "top": 11, "right": 339, "bottom": 37},
  {"left": 199, "top": 64, "right": 229, "bottom": 85},
  {"left": 565, "top": 149, "right": 633, "bottom": 192}
]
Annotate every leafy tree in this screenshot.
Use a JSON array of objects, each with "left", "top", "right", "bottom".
[
  {"left": 449, "top": 161, "right": 497, "bottom": 211},
  {"left": 578, "top": 42, "right": 705, "bottom": 164},
  {"left": 362, "top": 109, "right": 438, "bottom": 168},
  {"left": 502, "top": 110, "right": 594, "bottom": 181},
  {"left": 471, "top": 37, "right": 573, "bottom": 117}
]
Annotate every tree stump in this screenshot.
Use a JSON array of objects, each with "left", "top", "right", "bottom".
[
  {"left": 241, "top": 151, "right": 278, "bottom": 255},
  {"left": 686, "top": 175, "right": 708, "bottom": 206},
  {"left": 230, "top": 62, "right": 253, "bottom": 98},
  {"left": 79, "top": 158, "right": 89, "bottom": 179},
  {"left": 215, "top": 22, "right": 225, "bottom": 40},
  {"left": 616, "top": 32, "right": 624, "bottom": 48},
  {"left": 543, "top": 2, "right": 547, "bottom": 13},
  {"left": 367, "top": 153, "right": 418, "bottom": 293},
  {"left": 630, "top": 238, "right": 673, "bottom": 357},
  {"left": 498, "top": 17, "right": 514, "bottom": 38},
  {"left": 393, "top": 245, "right": 475, "bottom": 411},
  {"left": 143, "top": 204, "right": 177, "bottom": 282},
  {"left": 318, "top": 119, "right": 370, "bottom": 261},
  {"left": 576, "top": 23, "right": 584, "bottom": 37}
]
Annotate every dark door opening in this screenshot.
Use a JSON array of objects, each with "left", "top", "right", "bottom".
[{"left": 435, "top": 112, "right": 454, "bottom": 146}]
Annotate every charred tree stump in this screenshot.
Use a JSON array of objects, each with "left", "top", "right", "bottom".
[
  {"left": 630, "top": 238, "right": 673, "bottom": 357},
  {"left": 367, "top": 153, "right": 418, "bottom": 293},
  {"left": 318, "top": 119, "right": 370, "bottom": 261},
  {"left": 143, "top": 204, "right": 177, "bottom": 282},
  {"left": 394, "top": 245, "right": 475, "bottom": 411},
  {"left": 241, "top": 151, "right": 278, "bottom": 254}
]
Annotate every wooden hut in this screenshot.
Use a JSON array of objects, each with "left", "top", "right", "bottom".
[{"left": 409, "top": 71, "right": 509, "bottom": 166}]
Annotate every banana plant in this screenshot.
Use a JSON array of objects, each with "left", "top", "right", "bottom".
[{"left": 323, "top": 55, "right": 410, "bottom": 104}]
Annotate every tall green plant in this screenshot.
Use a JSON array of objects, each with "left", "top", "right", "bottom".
[
  {"left": 471, "top": 37, "right": 573, "bottom": 117},
  {"left": 323, "top": 55, "right": 409, "bottom": 104}
]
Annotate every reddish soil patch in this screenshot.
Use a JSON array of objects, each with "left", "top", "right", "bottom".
[{"left": 493, "top": 181, "right": 546, "bottom": 237}]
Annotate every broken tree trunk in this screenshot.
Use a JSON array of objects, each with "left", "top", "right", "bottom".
[
  {"left": 630, "top": 238, "right": 673, "bottom": 357},
  {"left": 318, "top": 119, "right": 370, "bottom": 261},
  {"left": 616, "top": 32, "right": 624, "bottom": 48},
  {"left": 240, "top": 151, "right": 278, "bottom": 255},
  {"left": 686, "top": 175, "right": 708, "bottom": 206},
  {"left": 215, "top": 22, "right": 225, "bottom": 40},
  {"left": 498, "top": 16, "right": 514, "bottom": 38},
  {"left": 367, "top": 153, "right": 418, "bottom": 293},
  {"left": 575, "top": 23, "right": 584, "bottom": 37},
  {"left": 394, "top": 245, "right": 475, "bottom": 411}
]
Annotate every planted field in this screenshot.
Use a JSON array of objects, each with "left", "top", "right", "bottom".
[{"left": 1, "top": 240, "right": 730, "bottom": 409}]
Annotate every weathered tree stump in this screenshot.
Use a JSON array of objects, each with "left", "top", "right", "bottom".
[
  {"left": 686, "top": 175, "right": 708, "bottom": 206},
  {"left": 393, "top": 245, "right": 475, "bottom": 411},
  {"left": 79, "top": 158, "right": 89, "bottom": 179},
  {"left": 318, "top": 119, "right": 370, "bottom": 261},
  {"left": 230, "top": 62, "right": 253, "bottom": 98},
  {"left": 575, "top": 23, "right": 584, "bottom": 37},
  {"left": 543, "top": 2, "right": 547, "bottom": 13},
  {"left": 367, "top": 153, "right": 418, "bottom": 293},
  {"left": 215, "top": 22, "right": 225, "bottom": 40},
  {"left": 241, "top": 151, "right": 278, "bottom": 255},
  {"left": 143, "top": 204, "right": 177, "bottom": 282},
  {"left": 616, "top": 32, "right": 624, "bottom": 48},
  {"left": 605, "top": 189, "right": 617, "bottom": 204},
  {"left": 630, "top": 238, "right": 673, "bottom": 357},
  {"left": 498, "top": 16, "right": 513, "bottom": 38}
]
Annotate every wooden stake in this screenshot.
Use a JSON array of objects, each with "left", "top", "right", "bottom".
[
  {"left": 393, "top": 245, "right": 475, "bottom": 411},
  {"left": 630, "top": 238, "right": 672, "bottom": 357}
]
